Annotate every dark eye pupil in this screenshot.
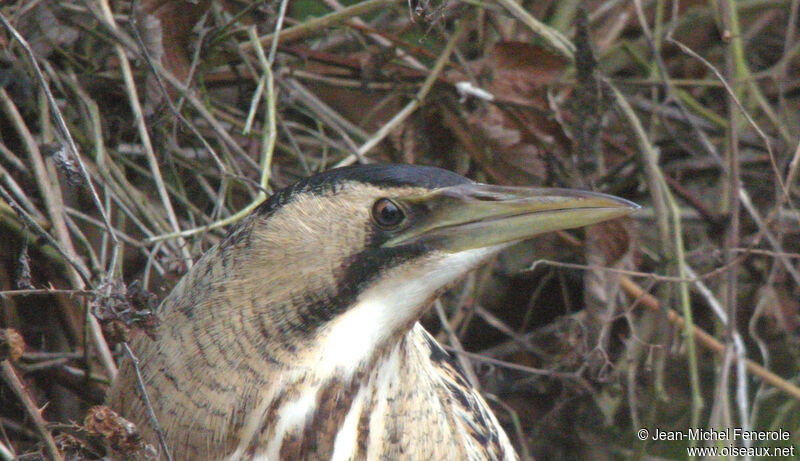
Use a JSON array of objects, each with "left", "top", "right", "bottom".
[{"left": 373, "top": 199, "right": 404, "bottom": 227}]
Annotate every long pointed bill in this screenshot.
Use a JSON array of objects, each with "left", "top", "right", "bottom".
[{"left": 383, "top": 184, "right": 639, "bottom": 252}]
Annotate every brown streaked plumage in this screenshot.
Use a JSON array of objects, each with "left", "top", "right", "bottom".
[{"left": 107, "top": 164, "right": 638, "bottom": 460}]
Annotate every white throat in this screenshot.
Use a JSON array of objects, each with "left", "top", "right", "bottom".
[{"left": 316, "top": 248, "right": 495, "bottom": 380}]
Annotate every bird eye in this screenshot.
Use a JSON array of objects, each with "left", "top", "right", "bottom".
[{"left": 372, "top": 198, "right": 405, "bottom": 228}]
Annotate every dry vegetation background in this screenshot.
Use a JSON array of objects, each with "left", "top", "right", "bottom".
[{"left": 0, "top": 0, "right": 799, "bottom": 459}]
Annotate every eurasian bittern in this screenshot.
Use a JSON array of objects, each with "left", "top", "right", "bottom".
[{"left": 108, "top": 164, "right": 637, "bottom": 460}]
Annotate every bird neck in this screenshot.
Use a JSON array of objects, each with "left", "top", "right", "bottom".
[{"left": 224, "top": 324, "right": 438, "bottom": 460}]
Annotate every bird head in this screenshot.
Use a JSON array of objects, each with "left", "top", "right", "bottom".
[{"left": 164, "top": 164, "right": 638, "bottom": 379}]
